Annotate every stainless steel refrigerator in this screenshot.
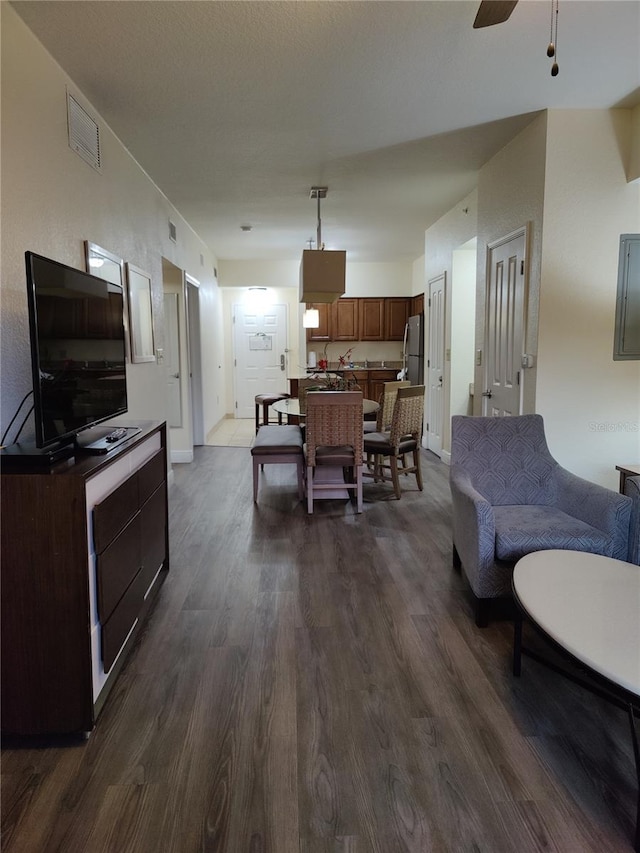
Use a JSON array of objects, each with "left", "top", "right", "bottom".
[{"left": 404, "top": 314, "right": 424, "bottom": 386}]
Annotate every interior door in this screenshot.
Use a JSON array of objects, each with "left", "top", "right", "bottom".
[
  {"left": 426, "top": 274, "right": 445, "bottom": 455},
  {"left": 163, "top": 292, "right": 182, "bottom": 427},
  {"left": 483, "top": 230, "right": 526, "bottom": 416},
  {"left": 233, "top": 302, "right": 288, "bottom": 419}
]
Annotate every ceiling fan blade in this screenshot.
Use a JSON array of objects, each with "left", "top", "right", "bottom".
[{"left": 473, "top": 0, "right": 518, "bottom": 28}]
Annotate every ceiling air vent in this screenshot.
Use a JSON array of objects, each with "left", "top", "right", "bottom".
[
  {"left": 169, "top": 220, "right": 177, "bottom": 242},
  {"left": 66, "top": 91, "right": 101, "bottom": 172}
]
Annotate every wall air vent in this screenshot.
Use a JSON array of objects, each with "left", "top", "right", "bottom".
[
  {"left": 66, "top": 91, "right": 101, "bottom": 172},
  {"left": 169, "top": 220, "right": 177, "bottom": 242}
]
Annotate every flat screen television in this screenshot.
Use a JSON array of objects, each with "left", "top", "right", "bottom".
[{"left": 25, "top": 250, "right": 130, "bottom": 452}]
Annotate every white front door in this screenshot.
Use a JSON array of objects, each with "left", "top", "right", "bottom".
[
  {"left": 483, "top": 229, "right": 527, "bottom": 416},
  {"left": 164, "top": 292, "right": 182, "bottom": 427},
  {"left": 426, "top": 273, "right": 445, "bottom": 455},
  {"left": 233, "top": 302, "right": 288, "bottom": 419}
]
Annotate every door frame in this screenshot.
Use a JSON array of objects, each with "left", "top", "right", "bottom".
[
  {"left": 426, "top": 272, "right": 446, "bottom": 455},
  {"left": 185, "top": 276, "right": 204, "bottom": 446}
]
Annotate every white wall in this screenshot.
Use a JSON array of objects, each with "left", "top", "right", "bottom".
[
  {"left": 476, "top": 113, "right": 547, "bottom": 418},
  {"left": 425, "top": 109, "right": 639, "bottom": 487},
  {"left": 425, "top": 189, "right": 479, "bottom": 454},
  {"left": 0, "top": 5, "right": 225, "bottom": 456},
  {"left": 411, "top": 255, "right": 426, "bottom": 296},
  {"left": 537, "top": 110, "right": 640, "bottom": 487},
  {"left": 450, "top": 244, "right": 476, "bottom": 420}
]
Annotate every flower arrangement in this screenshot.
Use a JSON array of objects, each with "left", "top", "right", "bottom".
[{"left": 315, "top": 345, "right": 359, "bottom": 390}]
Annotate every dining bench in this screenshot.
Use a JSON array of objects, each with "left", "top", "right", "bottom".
[{"left": 251, "top": 425, "right": 304, "bottom": 502}]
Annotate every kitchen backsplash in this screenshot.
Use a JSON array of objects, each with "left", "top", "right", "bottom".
[{"left": 307, "top": 341, "right": 404, "bottom": 368}]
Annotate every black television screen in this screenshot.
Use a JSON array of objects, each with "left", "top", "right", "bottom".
[{"left": 25, "top": 251, "right": 128, "bottom": 449}]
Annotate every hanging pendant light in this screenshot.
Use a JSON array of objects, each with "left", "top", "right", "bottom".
[
  {"left": 299, "top": 187, "right": 346, "bottom": 304},
  {"left": 302, "top": 308, "right": 320, "bottom": 328}
]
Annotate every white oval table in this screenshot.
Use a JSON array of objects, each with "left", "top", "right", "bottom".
[{"left": 512, "top": 549, "right": 640, "bottom": 851}]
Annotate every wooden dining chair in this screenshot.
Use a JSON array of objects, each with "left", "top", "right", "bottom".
[
  {"left": 364, "top": 380, "right": 411, "bottom": 477},
  {"left": 376, "top": 379, "right": 412, "bottom": 432},
  {"left": 305, "top": 391, "right": 364, "bottom": 514},
  {"left": 364, "top": 379, "right": 411, "bottom": 436},
  {"left": 363, "top": 385, "right": 425, "bottom": 499}
]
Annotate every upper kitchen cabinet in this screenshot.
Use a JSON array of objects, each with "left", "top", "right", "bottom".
[
  {"left": 411, "top": 293, "right": 425, "bottom": 316},
  {"left": 305, "top": 302, "right": 332, "bottom": 342},
  {"left": 306, "top": 296, "right": 412, "bottom": 342},
  {"left": 385, "top": 298, "right": 410, "bottom": 340},
  {"left": 359, "top": 298, "right": 386, "bottom": 341},
  {"left": 333, "top": 298, "right": 359, "bottom": 341}
]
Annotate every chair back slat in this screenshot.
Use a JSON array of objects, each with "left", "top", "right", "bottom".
[{"left": 306, "top": 391, "right": 364, "bottom": 467}]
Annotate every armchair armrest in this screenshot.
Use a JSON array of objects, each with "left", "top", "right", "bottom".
[
  {"left": 555, "top": 467, "right": 631, "bottom": 559},
  {"left": 450, "top": 465, "right": 496, "bottom": 578}
]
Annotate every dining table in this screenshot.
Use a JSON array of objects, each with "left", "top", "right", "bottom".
[{"left": 272, "top": 396, "right": 379, "bottom": 420}]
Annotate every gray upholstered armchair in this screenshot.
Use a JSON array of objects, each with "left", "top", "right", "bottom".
[{"left": 450, "top": 414, "right": 632, "bottom": 626}]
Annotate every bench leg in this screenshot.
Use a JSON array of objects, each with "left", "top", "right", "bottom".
[{"left": 253, "top": 458, "right": 260, "bottom": 502}]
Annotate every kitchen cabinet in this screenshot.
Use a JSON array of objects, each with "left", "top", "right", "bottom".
[
  {"left": 305, "top": 302, "right": 332, "bottom": 342},
  {"left": 411, "top": 293, "right": 425, "bottom": 316},
  {"left": 0, "top": 421, "right": 168, "bottom": 735},
  {"left": 369, "top": 369, "right": 400, "bottom": 406},
  {"left": 307, "top": 297, "right": 412, "bottom": 342},
  {"left": 359, "top": 298, "right": 386, "bottom": 341},
  {"left": 333, "top": 298, "right": 359, "bottom": 341},
  {"left": 385, "top": 298, "right": 410, "bottom": 340}
]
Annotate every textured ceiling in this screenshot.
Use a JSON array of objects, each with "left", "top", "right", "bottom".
[{"left": 11, "top": 0, "right": 640, "bottom": 263}]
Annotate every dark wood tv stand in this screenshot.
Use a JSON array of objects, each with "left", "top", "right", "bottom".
[{"left": 1, "top": 420, "right": 169, "bottom": 736}]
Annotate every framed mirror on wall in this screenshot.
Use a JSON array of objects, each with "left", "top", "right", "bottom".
[
  {"left": 84, "top": 241, "right": 129, "bottom": 360},
  {"left": 125, "top": 263, "right": 156, "bottom": 363}
]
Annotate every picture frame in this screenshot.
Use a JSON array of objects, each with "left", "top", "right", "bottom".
[
  {"left": 125, "top": 262, "right": 156, "bottom": 363},
  {"left": 84, "top": 241, "right": 129, "bottom": 361}
]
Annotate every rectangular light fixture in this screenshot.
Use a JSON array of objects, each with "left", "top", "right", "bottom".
[{"left": 299, "top": 249, "right": 346, "bottom": 304}]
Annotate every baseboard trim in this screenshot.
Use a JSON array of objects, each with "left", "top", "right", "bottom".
[{"left": 170, "top": 449, "right": 194, "bottom": 464}]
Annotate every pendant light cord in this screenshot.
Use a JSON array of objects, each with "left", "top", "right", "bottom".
[
  {"left": 549, "top": 0, "right": 559, "bottom": 76},
  {"left": 316, "top": 193, "right": 323, "bottom": 250}
]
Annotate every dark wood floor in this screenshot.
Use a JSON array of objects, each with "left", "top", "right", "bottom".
[{"left": 2, "top": 447, "right": 636, "bottom": 852}]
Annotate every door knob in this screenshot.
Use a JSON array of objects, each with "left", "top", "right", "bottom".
[
  {"left": 172, "top": 373, "right": 179, "bottom": 379},
  {"left": 481, "top": 389, "right": 493, "bottom": 398}
]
